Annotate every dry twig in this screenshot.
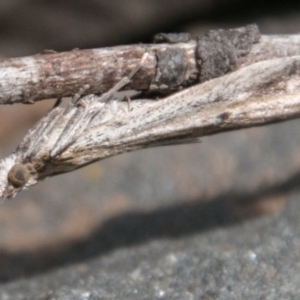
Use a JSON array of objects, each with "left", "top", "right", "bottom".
[
  {"left": 0, "top": 24, "right": 285, "bottom": 104},
  {"left": 1, "top": 24, "right": 300, "bottom": 201}
]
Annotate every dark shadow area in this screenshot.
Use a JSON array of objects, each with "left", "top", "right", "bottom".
[
  {"left": 0, "top": 167, "right": 299, "bottom": 282},
  {"left": 200, "top": 0, "right": 300, "bottom": 23},
  {"left": 1, "top": 0, "right": 299, "bottom": 53},
  {"left": 135, "top": 0, "right": 300, "bottom": 45}
]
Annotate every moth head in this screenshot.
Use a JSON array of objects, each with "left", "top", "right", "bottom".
[
  {"left": 0, "top": 155, "right": 35, "bottom": 201},
  {"left": 7, "top": 164, "right": 30, "bottom": 188}
]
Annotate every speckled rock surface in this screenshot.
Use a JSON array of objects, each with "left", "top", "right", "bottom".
[{"left": 0, "top": 187, "right": 300, "bottom": 299}]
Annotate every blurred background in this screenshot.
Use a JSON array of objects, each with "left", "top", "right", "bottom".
[{"left": 0, "top": 0, "right": 300, "bottom": 294}]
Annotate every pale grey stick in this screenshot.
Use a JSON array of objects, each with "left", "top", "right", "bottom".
[
  {"left": 1, "top": 24, "right": 300, "bottom": 105},
  {"left": 1, "top": 55, "right": 300, "bottom": 201}
]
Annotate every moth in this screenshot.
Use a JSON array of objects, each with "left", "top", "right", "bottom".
[{"left": 1, "top": 52, "right": 293, "bottom": 201}]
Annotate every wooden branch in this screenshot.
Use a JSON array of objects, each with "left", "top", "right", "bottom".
[
  {"left": 0, "top": 42, "right": 198, "bottom": 104},
  {"left": 1, "top": 24, "right": 300, "bottom": 105}
]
